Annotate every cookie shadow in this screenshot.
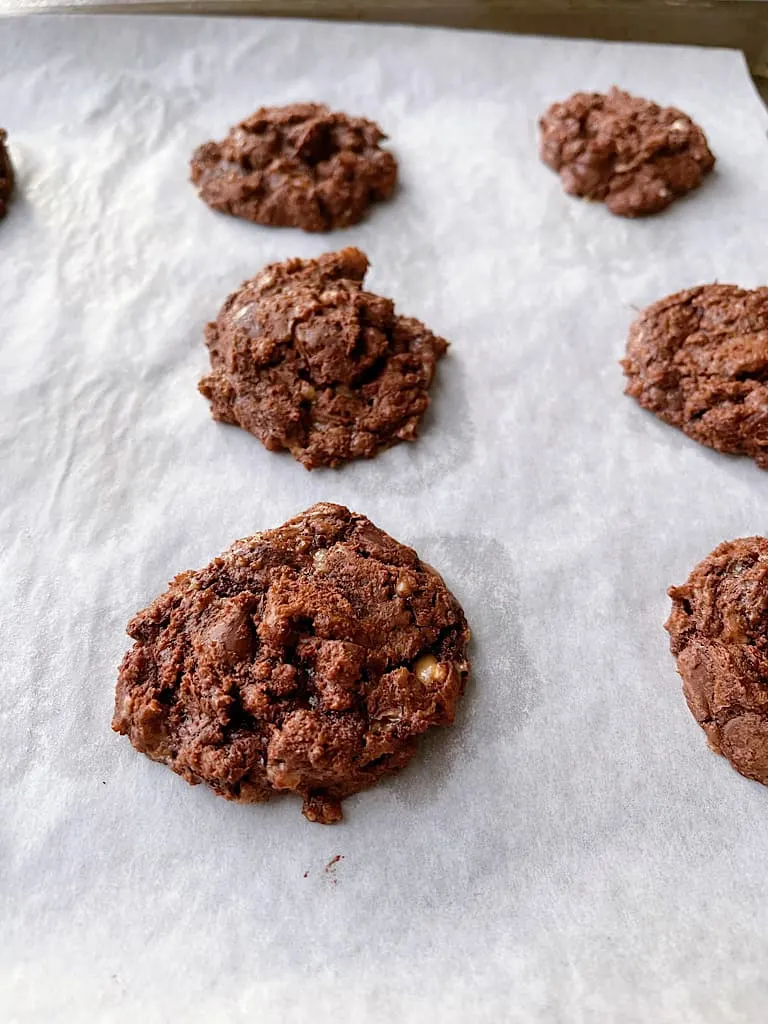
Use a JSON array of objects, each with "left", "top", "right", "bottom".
[
  {"left": 335, "top": 353, "right": 475, "bottom": 497},
  {"left": 625, "top": 401, "right": 768, "bottom": 484},
  {"left": 348, "top": 533, "right": 543, "bottom": 818}
]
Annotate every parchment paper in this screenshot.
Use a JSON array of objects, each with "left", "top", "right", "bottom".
[{"left": 2, "top": 15, "right": 768, "bottom": 1023}]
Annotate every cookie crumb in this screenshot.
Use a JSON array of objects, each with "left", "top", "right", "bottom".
[{"left": 324, "top": 855, "right": 344, "bottom": 885}]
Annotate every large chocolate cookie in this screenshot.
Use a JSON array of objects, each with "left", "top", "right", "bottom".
[
  {"left": 539, "top": 87, "right": 714, "bottom": 217},
  {"left": 199, "top": 247, "right": 448, "bottom": 470},
  {"left": 190, "top": 102, "right": 397, "bottom": 231},
  {"left": 114, "top": 504, "right": 471, "bottom": 824},
  {"left": 622, "top": 284, "right": 768, "bottom": 468},
  {"left": 0, "top": 130, "right": 14, "bottom": 219},
  {"left": 667, "top": 538, "right": 768, "bottom": 786}
]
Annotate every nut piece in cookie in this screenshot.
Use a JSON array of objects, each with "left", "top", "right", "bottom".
[
  {"left": 622, "top": 284, "right": 768, "bottom": 468},
  {"left": 0, "top": 129, "right": 14, "bottom": 219},
  {"left": 539, "top": 87, "right": 714, "bottom": 217},
  {"left": 666, "top": 538, "right": 768, "bottom": 785},
  {"left": 199, "top": 247, "right": 449, "bottom": 470},
  {"left": 113, "top": 503, "right": 471, "bottom": 823},
  {"left": 190, "top": 102, "right": 397, "bottom": 231}
]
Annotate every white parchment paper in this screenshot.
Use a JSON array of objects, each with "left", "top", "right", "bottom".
[{"left": 2, "top": 15, "right": 768, "bottom": 1023}]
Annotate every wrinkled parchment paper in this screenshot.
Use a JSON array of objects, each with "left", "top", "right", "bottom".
[{"left": 2, "top": 16, "right": 768, "bottom": 1022}]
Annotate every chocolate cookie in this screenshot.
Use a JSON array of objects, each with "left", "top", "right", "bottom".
[
  {"left": 199, "top": 247, "right": 448, "bottom": 470},
  {"left": 0, "top": 129, "right": 14, "bottom": 219},
  {"left": 113, "top": 503, "right": 471, "bottom": 824},
  {"left": 622, "top": 284, "right": 768, "bottom": 468},
  {"left": 190, "top": 102, "right": 397, "bottom": 231},
  {"left": 667, "top": 538, "right": 768, "bottom": 786},
  {"left": 539, "top": 87, "right": 714, "bottom": 217}
]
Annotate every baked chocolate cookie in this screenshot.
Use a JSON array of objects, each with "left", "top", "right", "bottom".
[
  {"left": 190, "top": 102, "right": 397, "bottom": 231},
  {"left": 622, "top": 284, "right": 768, "bottom": 468},
  {"left": 0, "top": 129, "right": 14, "bottom": 219},
  {"left": 539, "top": 87, "right": 714, "bottom": 217},
  {"left": 113, "top": 503, "right": 471, "bottom": 824},
  {"left": 199, "top": 247, "right": 448, "bottom": 470},
  {"left": 667, "top": 538, "right": 768, "bottom": 786}
]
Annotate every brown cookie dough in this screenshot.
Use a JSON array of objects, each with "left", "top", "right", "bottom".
[
  {"left": 199, "top": 247, "right": 448, "bottom": 470},
  {"left": 0, "top": 129, "right": 14, "bottom": 219},
  {"left": 113, "top": 503, "right": 471, "bottom": 824},
  {"left": 622, "top": 284, "right": 768, "bottom": 468},
  {"left": 190, "top": 102, "right": 397, "bottom": 231},
  {"left": 539, "top": 87, "right": 714, "bottom": 217},
  {"left": 667, "top": 538, "right": 768, "bottom": 786}
]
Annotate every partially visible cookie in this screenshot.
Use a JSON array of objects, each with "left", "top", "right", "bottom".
[
  {"left": 539, "top": 87, "right": 714, "bottom": 217},
  {"left": 199, "top": 247, "right": 448, "bottom": 470},
  {"left": 190, "top": 102, "right": 397, "bottom": 231},
  {"left": 113, "top": 503, "right": 471, "bottom": 824},
  {"left": 667, "top": 537, "right": 768, "bottom": 786},
  {"left": 622, "top": 284, "right": 768, "bottom": 467},
  {"left": 0, "top": 129, "right": 14, "bottom": 219}
]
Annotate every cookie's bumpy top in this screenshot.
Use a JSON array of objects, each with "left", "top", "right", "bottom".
[
  {"left": 113, "top": 504, "right": 471, "bottom": 824},
  {"left": 0, "top": 129, "right": 14, "bottom": 219},
  {"left": 667, "top": 538, "right": 768, "bottom": 786},
  {"left": 622, "top": 284, "right": 768, "bottom": 468},
  {"left": 199, "top": 247, "right": 448, "bottom": 470},
  {"left": 539, "top": 87, "right": 714, "bottom": 217},
  {"left": 190, "top": 102, "right": 397, "bottom": 231}
]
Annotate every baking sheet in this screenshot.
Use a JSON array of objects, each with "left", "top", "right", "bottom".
[{"left": 2, "top": 15, "right": 768, "bottom": 1023}]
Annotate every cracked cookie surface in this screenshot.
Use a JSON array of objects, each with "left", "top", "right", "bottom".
[
  {"left": 190, "top": 102, "right": 397, "bottom": 231},
  {"left": 199, "top": 247, "right": 449, "bottom": 469},
  {"left": 622, "top": 284, "right": 768, "bottom": 468},
  {"left": 539, "top": 87, "right": 714, "bottom": 217},
  {"left": 667, "top": 537, "right": 768, "bottom": 786},
  {"left": 113, "top": 503, "right": 471, "bottom": 823}
]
